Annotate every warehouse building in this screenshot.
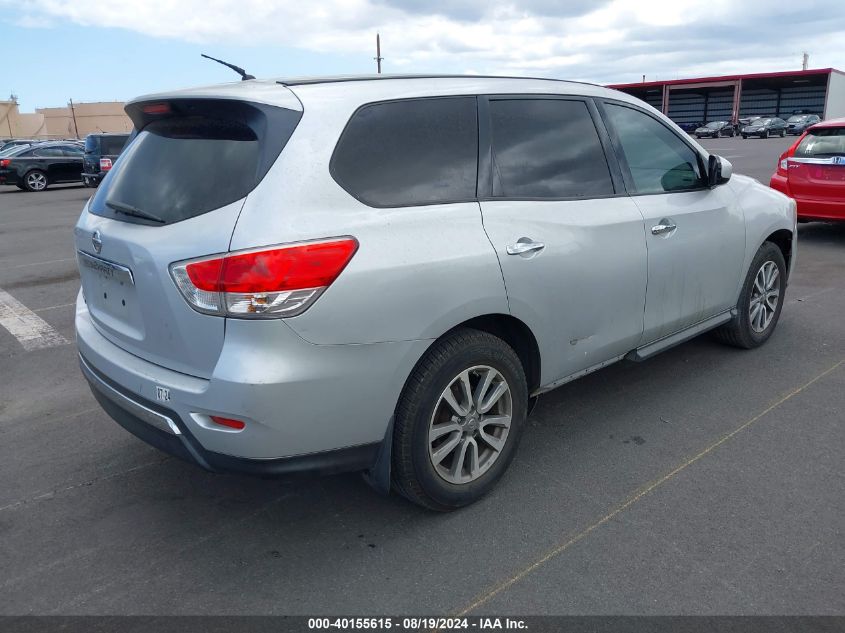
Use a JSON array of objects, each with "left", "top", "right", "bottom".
[{"left": 609, "top": 68, "right": 845, "bottom": 128}]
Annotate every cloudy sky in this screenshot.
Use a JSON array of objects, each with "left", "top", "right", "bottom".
[{"left": 2, "top": 0, "right": 844, "bottom": 110}]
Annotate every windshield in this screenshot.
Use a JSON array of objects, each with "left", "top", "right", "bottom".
[
  {"left": 753, "top": 119, "right": 772, "bottom": 126},
  {"left": 795, "top": 128, "right": 845, "bottom": 158},
  {"left": 706, "top": 121, "right": 725, "bottom": 129},
  {"left": 788, "top": 115, "right": 808, "bottom": 123}
]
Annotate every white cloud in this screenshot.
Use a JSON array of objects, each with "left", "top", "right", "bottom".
[{"left": 6, "top": 0, "right": 845, "bottom": 83}]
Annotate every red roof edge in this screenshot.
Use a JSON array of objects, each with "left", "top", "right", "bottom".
[{"left": 608, "top": 67, "right": 840, "bottom": 90}]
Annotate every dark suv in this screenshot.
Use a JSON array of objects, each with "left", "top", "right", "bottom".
[{"left": 82, "top": 133, "right": 130, "bottom": 187}]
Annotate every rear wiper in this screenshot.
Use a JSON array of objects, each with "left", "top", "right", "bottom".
[{"left": 105, "top": 200, "right": 165, "bottom": 224}]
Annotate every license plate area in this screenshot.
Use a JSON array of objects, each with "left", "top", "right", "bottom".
[{"left": 77, "top": 250, "right": 143, "bottom": 337}]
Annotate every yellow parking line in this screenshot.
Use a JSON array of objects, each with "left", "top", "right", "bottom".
[{"left": 455, "top": 358, "right": 844, "bottom": 616}]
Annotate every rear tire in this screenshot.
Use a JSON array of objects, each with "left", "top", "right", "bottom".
[
  {"left": 23, "top": 169, "right": 48, "bottom": 192},
  {"left": 713, "top": 242, "right": 786, "bottom": 349},
  {"left": 761, "top": 131, "right": 769, "bottom": 139},
  {"left": 391, "top": 328, "right": 528, "bottom": 511}
]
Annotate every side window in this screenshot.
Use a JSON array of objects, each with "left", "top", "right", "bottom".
[
  {"left": 604, "top": 103, "right": 706, "bottom": 194},
  {"left": 61, "top": 145, "right": 83, "bottom": 156},
  {"left": 34, "top": 147, "right": 64, "bottom": 157},
  {"left": 331, "top": 97, "right": 478, "bottom": 207},
  {"left": 488, "top": 99, "right": 614, "bottom": 198}
]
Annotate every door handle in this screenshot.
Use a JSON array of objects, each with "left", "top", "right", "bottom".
[
  {"left": 651, "top": 220, "right": 677, "bottom": 235},
  {"left": 507, "top": 239, "right": 545, "bottom": 256}
]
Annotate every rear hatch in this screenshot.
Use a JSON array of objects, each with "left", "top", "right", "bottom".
[
  {"left": 75, "top": 94, "right": 302, "bottom": 378},
  {"left": 787, "top": 126, "right": 845, "bottom": 202}
]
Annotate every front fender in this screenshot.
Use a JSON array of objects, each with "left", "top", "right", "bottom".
[{"left": 728, "top": 174, "right": 797, "bottom": 296}]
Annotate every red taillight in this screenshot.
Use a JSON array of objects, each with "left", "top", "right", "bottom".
[
  {"left": 0, "top": 159, "right": 10, "bottom": 168},
  {"left": 143, "top": 103, "right": 171, "bottom": 115},
  {"left": 209, "top": 416, "right": 246, "bottom": 430},
  {"left": 99, "top": 157, "right": 113, "bottom": 171},
  {"left": 170, "top": 237, "right": 358, "bottom": 318},
  {"left": 777, "top": 134, "right": 805, "bottom": 177}
]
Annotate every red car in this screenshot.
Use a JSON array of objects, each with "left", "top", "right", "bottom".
[{"left": 770, "top": 117, "right": 845, "bottom": 222}]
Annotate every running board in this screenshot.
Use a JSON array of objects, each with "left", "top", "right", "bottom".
[{"left": 626, "top": 311, "right": 734, "bottom": 362}]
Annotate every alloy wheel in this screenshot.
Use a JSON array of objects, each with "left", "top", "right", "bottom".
[
  {"left": 26, "top": 172, "right": 47, "bottom": 191},
  {"left": 428, "top": 365, "right": 512, "bottom": 485},
  {"left": 749, "top": 260, "right": 780, "bottom": 333}
]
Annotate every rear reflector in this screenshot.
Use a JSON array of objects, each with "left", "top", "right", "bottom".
[
  {"left": 209, "top": 416, "right": 246, "bottom": 430},
  {"left": 170, "top": 237, "right": 358, "bottom": 318},
  {"left": 99, "top": 157, "right": 113, "bottom": 171}
]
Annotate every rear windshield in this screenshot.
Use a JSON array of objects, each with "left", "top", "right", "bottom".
[
  {"left": 84, "top": 135, "right": 128, "bottom": 154},
  {"left": 89, "top": 99, "right": 301, "bottom": 226},
  {"left": 795, "top": 128, "right": 845, "bottom": 158}
]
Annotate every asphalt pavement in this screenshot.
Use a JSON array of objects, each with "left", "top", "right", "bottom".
[{"left": 0, "top": 135, "right": 843, "bottom": 615}]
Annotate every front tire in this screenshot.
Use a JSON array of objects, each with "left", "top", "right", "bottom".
[
  {"left": 742, "top": 134, "right": 748, "bottom": 139},
  {"left": 23, "top": 170, "right": 48, "bottom": 192},
  {"left": 391, "top": 328, "right": 528, "bottom": 511},
  {"left": 714, "top": 242, "right": 786, "bottom": 349}
]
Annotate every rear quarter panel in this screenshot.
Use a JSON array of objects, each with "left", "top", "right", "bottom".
[{"left": 229, "top": 89, "right": 509, "bottom": 346}]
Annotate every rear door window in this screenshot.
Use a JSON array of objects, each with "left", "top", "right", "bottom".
[
  {"left": 331, "top": 97, "right": 478, "bottom": 207},
  {"left": 100, "top": 136, "right": 128, "bottom": 155},
  {"left": 488, "top": 98, "right": 614, "bottom": 198},
  {"left": 88, "top": 100, "right": 301, "bottom": 225}
]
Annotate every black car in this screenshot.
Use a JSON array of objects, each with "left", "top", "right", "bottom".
[
  {"left": 678, "top": 121, "right": 704, "bottom": 133},
  {"left": 82, "top": 133, "right": 130, "bottom": 187},
  {"left": 0, "top": 141, "right": 85, "bottom": 191},
  {"left": 786, "top": 114, "right": 821, "bottom": 135},
  {"left": 694, "top": 120, "right": 735, "bottom": 138},
  {"left": 742, "top": 117, "right": 787, "bottom": 139}
]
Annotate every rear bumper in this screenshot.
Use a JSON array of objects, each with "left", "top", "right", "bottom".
[
  {"left": 793, "top": 197, "right": 845, "bottom": 222},
  {"left": 75, "top": 290, "right": 430, "bottom": 467},
  {"left": 768, "top": 174, "right": 845, "bottom": 221},
  {"left": 80, "top": 352, "right": 380, "bottom": 476},
  {"left": 81, "top": 172, "right": 104, "bottom": 184}
]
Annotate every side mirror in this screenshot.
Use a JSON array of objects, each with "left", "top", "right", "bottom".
[{"left": 708, "top": 155, "right": 732, "bottom": 186}]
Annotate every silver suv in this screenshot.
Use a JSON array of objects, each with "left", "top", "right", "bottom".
[{"left": 75, "top": 75, "right": 796, "bottom": 510}]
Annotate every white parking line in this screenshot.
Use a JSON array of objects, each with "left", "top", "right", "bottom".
[{"left": 0, "top": 288, "right": 69, "bottom": 351}]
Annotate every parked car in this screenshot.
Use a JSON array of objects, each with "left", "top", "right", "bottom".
[
  {"left": 74, "top": 76, "right": 796, "bottom": 510},
  {"left": 694, "top": 121, "right": 734, "bottom": 138},
  {"left": 786, "top": 114, "right": 821, "bottom": 135},
  {"left": 0, "top": 141, "right": 84, "bottom": 191},
  {"left": 742, "top": 117, "right": 787, "bottom": 138},
  {"left": 770, "top": 117, "right": 845, "bottom": 222},
  {"left": 0, "top": 138, "right": 39, "bottom": 153},
  {"left": 82, "top": 133, "right": 130, "bottom": 187},
  {"left": 678, "top": 121, "right": 703, "bottom": 133}
]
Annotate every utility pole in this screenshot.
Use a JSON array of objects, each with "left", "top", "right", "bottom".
[
  {"left": 69, "top": 98, "right": 80, "bottom": 139},
  {"left": 5, "top": 94, "right": 16, "bottom": 138},
  {"left": 802, "top": 52, "right": 809, "bottom": 71},
  {"left": 374, "top": 33, "right": 383, "bottom": 74}
]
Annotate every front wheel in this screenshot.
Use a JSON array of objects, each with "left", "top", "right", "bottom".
[
  {"left": 391, "top": 328, "right": 528, "bottom": 511},
  {"left": 23, "top": 170, "right": 48, "bottom": 192},
  {"left": 714, "top": 242, "right": 786, "bottom": 349},
  {"left": 742, "top": 134, "right": 748, "bottom": 139},
  {"left": 780, "top": 130, "right": 786, "bottom": 137},
  {"left": 761, "top": 131, "right": 769, "bottom": 139}
]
